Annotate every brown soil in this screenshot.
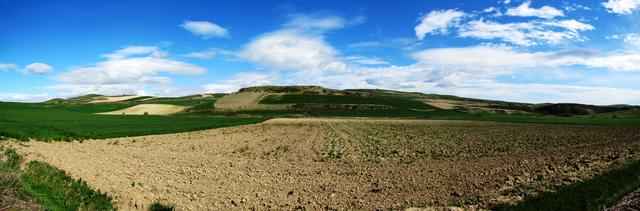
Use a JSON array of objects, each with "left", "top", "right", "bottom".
[
  {"left": 98, "top": 104, "right": 186, "bottom": 115},
  {"left": 7, "top": 118, "right": 640, "bottom": 210}
]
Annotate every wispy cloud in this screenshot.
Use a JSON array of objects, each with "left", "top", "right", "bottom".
[
  {"left": 182, "top": 50, "right": 216, "bottom": 60},
  {"left": 343, "top": 56, "right": 390, "bottom": 65},
  {"left": 347, "top": 41, "right": 382, "bottom": 49},
  {"left": 0, "top": 63, "right": 17, "bottom": 71},
  {"left": 609, "top": 33, "right": 640, "bottom": 47},
  {"left": 102, "top": 46, "right": 165, "bottom": 60},
  {"left": 414, "top": 9, "right": 466, "bottom": 40},
  {"left": 458, "top": 19, "right": 594, "bottom": 46}
]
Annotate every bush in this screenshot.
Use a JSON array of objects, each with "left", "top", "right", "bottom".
[{"left": 149, "top": 202, "right": 175, "bottom": 211}]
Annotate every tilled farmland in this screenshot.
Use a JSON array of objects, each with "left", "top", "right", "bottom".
[{"left": 8, "top": 118, "right": 640, "bottom": 210}]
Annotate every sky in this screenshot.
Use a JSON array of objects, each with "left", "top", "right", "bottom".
[{"left": 1, "top": 0, "right": 640, "bottom": 105}]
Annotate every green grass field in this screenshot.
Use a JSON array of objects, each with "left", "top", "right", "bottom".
[{"left": 0, "top": 102, "right": 265, "bottom": 141}]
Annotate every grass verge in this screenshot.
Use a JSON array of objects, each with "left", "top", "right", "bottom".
[
  {"left": 0, "top": 147, "right": 116, "bottom": 210},
  {"left": 493, "top": 159, "right": 640, "bottom": 211}
]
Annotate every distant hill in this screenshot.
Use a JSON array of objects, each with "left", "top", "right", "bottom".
[
  {"left": 36, "top": 86, "right": 638, "bottom": 117},
  {"left": 213, "top": 85, "right": 639, "bottom": 117}
]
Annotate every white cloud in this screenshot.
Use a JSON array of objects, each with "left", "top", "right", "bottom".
[
  {"left": 285, "top": 14, "right": 346, "bottom": 30},
  {"left": 204, "top": 41, "right": 640, "bottom": 104},
  {"left": 48, "top": 46, "right": 206, "bottom": 96},
  {"left": 623, "top": 34, "right": 640, "bottom": 46},
  {"left": 412, "top": 45, "right": 549, "bottom": 71},
  {"left": 180, "top": 21, "right": 229, "bottom": 39},
  {"left": 343, "top": 56, "right": 390, "bottom": 65},
  {"left": 458, "top": 19, "right": 594, "bottom": 46},
  {"left": 102, "top": 46, "right": 165, "bottom": 60},
  {"left": 0, "top": 93, "right": 50, "bottom": 102},
  {"left": 0, "top": 63, "right": 17, "bottom": 71},
  {"left": 503, "top": 0, "right": 511, "bottom": 4},
  {"left": 411, "top": 45, "right": 640, "bottom": 72},
  {"left": 506, "top": 1, "right": 564, "bottom": 19},
  {"left": 414, "top": 9, "right": 466, "bottom": 40},
  {"left": 483, "top": 7, "right": 497, "bottom": 13},
  {"left": 182, "top": 50, "right": 216, "bottom": 60},
  {"left": 603, "top": 0, "right": 640, "bottom": 14},
  {"left": 204, "top": 72, "right": 276, "bottom": 93},
  {"left": 239, "top": 29, "right": 347, "bottom": 72},
  {"left": 582, "top": 53, "right": 640, "bottom": 72},
  {"left": 562, "top": 3, "right": 591, "bottom": 12},
  {"left": 23, "top": 62, "right": 53, "bottom": 74},
  {"left": 427, "top": 82, "right": 640, "bottom": 105},
  {"left": 544, "top": 19, "right": 595, "bottom": 31},
  {"left": 610, "top": 33, "right": 640, "bottom": 47}
]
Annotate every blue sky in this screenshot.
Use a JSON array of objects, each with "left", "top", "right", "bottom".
[{"left": 1, "top": 0, "right": 640, "bottom": 104}]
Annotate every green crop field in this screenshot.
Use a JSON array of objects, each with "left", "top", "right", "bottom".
[
  {"left": 0, "top": 102, "right": 266, "bottom": 141},
  {"left": 260, "top": 93, "right": 436, "bottom": 109},
  {"left": 211, "top": 108, "right": 640, "bottom": 125}
]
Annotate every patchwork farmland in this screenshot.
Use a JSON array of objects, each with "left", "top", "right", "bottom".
[{"left": 2, "top": 86, "right": 640, "bottom": 210}]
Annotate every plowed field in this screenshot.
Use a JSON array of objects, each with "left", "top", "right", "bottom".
[{"left": 9, "top": 118, "right": 640, "bottom": 210}]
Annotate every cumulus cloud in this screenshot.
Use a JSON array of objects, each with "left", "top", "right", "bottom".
[
  {"left": 603, "top": 0, "right": 640, "bottom": 14},
  {"left": 414, "top": 9, "right": 466, "bottom": 40},
  {"left": 239, "top": 30, "right": 347, "bottom": 72},
  {"left": 23, "top": 62, "right": 53, "bottom": 74},
  {"left": 48, "top": 46, "right": 206, "bottom": 96},
  {"left": 505, "top": 1, "right": 564, "bottom": 19},
  {"left": 180, "top": 21, "right": 229, "bottom": 39}
]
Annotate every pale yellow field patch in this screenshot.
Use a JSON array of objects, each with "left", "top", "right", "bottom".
[
  {"left": 98, "top": 104, "right": 186, "bottom": 115},
  {"left": 89, "top": 95, "right": 143, "bottom": 103}
]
